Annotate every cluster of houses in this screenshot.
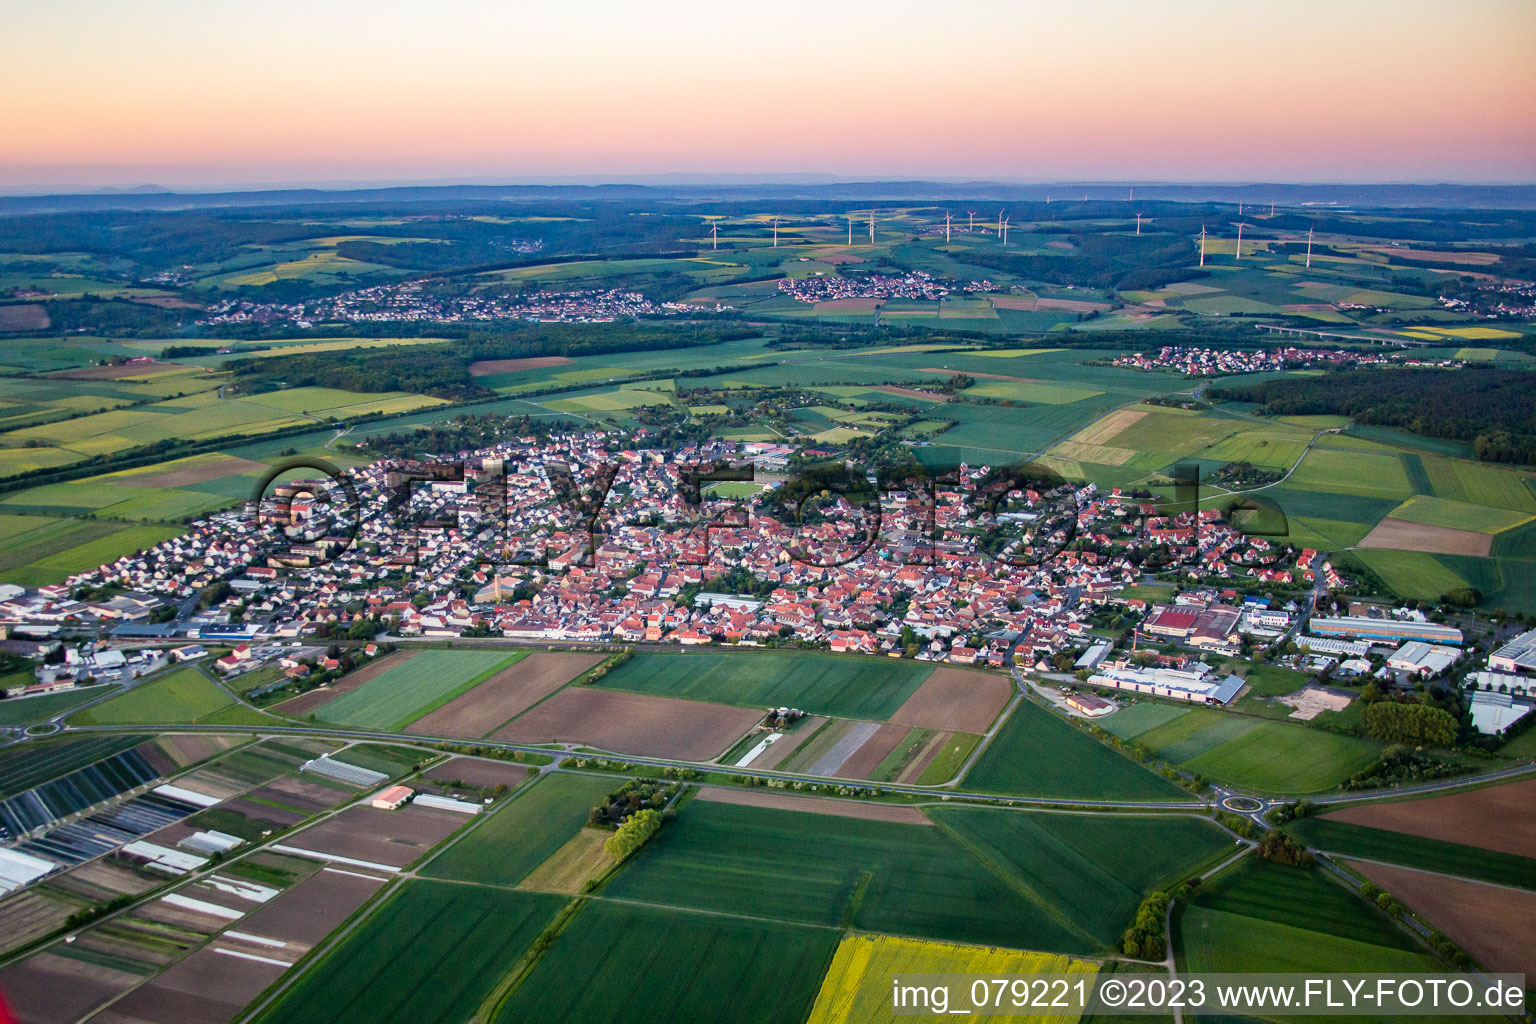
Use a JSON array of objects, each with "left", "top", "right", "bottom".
[
  {"left": 778, "top": 270, "right": 996, "bottom": 304},
  {"left": 0, "top": 430, "right": 1309, "bottom": 677},
  {"left": 1112, "top": 345, "right": 1390, "bottom": 376},
  {"left": 199, "top": 282, "right": 708, "bottom": 329}
]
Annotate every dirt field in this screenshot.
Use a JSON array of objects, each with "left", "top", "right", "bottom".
[
  {"left": 835, "top": 724, "right": 911, "bottom": 779},
  {"left": 0, "top": 303, "right": 49, "bottom": 331},
  {"left": 1036, "top": 297, "right": 1112, "bottom": 313},
  {"left": 1324, "top": 778, "right": 1536, "bottom": 858},
  {"left": 1357, "top": 517, "right": 1492, "bottom": 556},
  {"left": 233, "top": 865, "right": 389, "bottom": 947},
  {"left": 813, "top": 297, "right": 882, "bottom": 312},
  {"left": 782, "top": 719, "right": 854, "bottom": 772},
  {"left": 249, "top": 775, "right": 354, "bottom": 815},
  {"left": 695, "top": 785, "right": 933, "bottom": 824},
  {"left": 0, "top": 952, "right": 143, "bottom": 1024},
  {"left": 872, "top": 385, "right": 942, "bottom": 402},
  {"left": 50, "top": 858, "right": 160, "bottom": 901},
  {"left": 277, "top": 804, "right": 466, "bottom": 869},
  {"left": 1278, "top": 685, "right": 1354, "bottom": 721},
  {"left": 427, "top": 756, "right": 532, "bottom": 790},
  {"left": 148, "top": 734, "right": 240, "bottom": 771},
  {"left": 93, "top": 946, "right": 289, "bottom": 1024},
  {"left": 890, "top": 667, "right": 1012, "bottom": 733},
  {"left": 1346, "top": 860, "right": 1536, "bottom": 976},
  {"left": 489, "top": 687, "right": 761, "bottom": 761},
  {"left": 405, "top": 651, "right": 606, "bottom": 738},
  {"left": 275, "top": 650, "right": 419, "bottom": 716},
  {"left": 0, "top": 891, "right": 73, "bottom": 955},
  {"left": 1075, "top": 409, "right": 1147, "bottom": 446},
  {"left": 127, "top": 456, "right": 267, "bottom": 489},
  {"left": 468, "top": 355, "right": 572, "bottom": 376}
]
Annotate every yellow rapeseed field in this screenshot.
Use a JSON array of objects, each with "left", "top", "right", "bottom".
[{"left": 806, "top": 934, "right": 1098, "bottom": 1024}]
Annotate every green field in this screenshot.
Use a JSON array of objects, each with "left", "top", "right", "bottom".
[
  {"left": 1095, "top": 701, "right": 1190, "bottom": 740},
  {"left": 254, "top": 881, "right": 565, "bottom": 1024},
  {"left": 1127, "top": 707, "right": 1382, "bottom": 794},
  {"left": 1352, "top": 548, "right": 1470, "bottom": 601},
  {"left": 1177, "top": 857, "right": 1431, "bottom": 980},
  {"left": 602, "top": 798, "right": 1087, "bottom": 953},
  {"left": 1290, "top": 817, "right": 1536, "bottom": 891},
  {"left": 604, "top": 797, "right": 1078, "bottom": 948},
  {"left": 69, "top": 667, "right": 235, "bottom": 726},
  {"left": 492, "top": 900, "right": 838, "bottom": 1024},
  {"left": 0, "top": 518, "right": 181, "bottom": 586},
  {"left": 1386, "top": 494, "right": 1534, "bottom": 534},
  {"left": 312, "top": 650, "right": 520, "bottom": 731},
  {"left": 422, "top": 772, "right": 614, "bottom": 886},
  {"left": 593, "top": 650, "right": 934, "bottom": 719},
  {"left": 962, "top": 698, "right": 1188, "bottom": 801},
  {"left": 0, "top": 684, "right": 115, "bottom": 725},
  {"left": 928, "top": 807, "right": 1233, "bottom": 949},
  {"left": 1288, "top": 447, "right": 1416, "bottom": 500}
]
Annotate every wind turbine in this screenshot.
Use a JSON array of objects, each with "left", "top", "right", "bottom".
[
  {"left": 1199, "top": 225, "right": 1206, "bottom": 267},
  {"left": 868, "top": 209, "right": 876, "bottom": 244},
  {"left": 1305, "top": 226, "right": 1314, "bottom": 269},
  {"left": 1135, "top": 213, "right": 1143, "bottom": 236},
  {"left": 1234, "top": 221, "right": 1246, "bottom": 260},
  {"left": 846, "top": 213, "right": 854, "bottom": 247},
  {"left": 710, "top": 221, "right": 719, "bottom": 251},
  {"left": 1000, "top": 216, "right": 1010, "bottom": 246},
  {"left": 967, "top": 210, "right": 976, "bottom": 231},
  {"left": 772, "top": 216, "right": 780, "bottom": 248},
  {"left": 997, "top": 209, "right": 1004, "bottom": 240},
  {"left": 944, "top": 211, "right": 952, "bottom": 244},
  {"left": 1129, "top": 186, "right": 1134, "bottom": 201},
  {"left": 1269, "top": 202, "right": 1276, "bottom": 217}
]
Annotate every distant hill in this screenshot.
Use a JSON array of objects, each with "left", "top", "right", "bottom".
[{"left": 3, "top": 180, "right": 1534, "bottom": 215}]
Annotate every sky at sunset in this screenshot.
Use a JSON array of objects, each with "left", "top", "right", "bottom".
[{"left": 3, "top": 0, "right": 1534, "bottom": 191}]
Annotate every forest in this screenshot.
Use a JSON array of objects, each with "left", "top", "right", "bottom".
[{"left": 1212, "top": 368, "right": 1536, "bottom": 465}]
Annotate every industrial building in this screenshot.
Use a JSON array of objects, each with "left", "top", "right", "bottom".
[
  {"left": 1469, "top": 691, "right": 1532, "bottom": 735},
  {"left": 1298, "top": 635, "right": 1371, "bottom": 658},
  {"left": 1065, "top": 691, "right": 1116, "bottom": 716},
  {"left": 1075, "top": 643, "right": 1111, "bottom": 671},
  {"left": 1309, "top": 616, "right": 1463, "bottom": 646},
  {"left": 1490, "top": 629, "right": 1536, "bottom": 675},
  {"left": 1086, "top": 661, "right": 1245, "bottom": 705},
  {"left": 1471, "top": 670, "right": 1533, "bottom": 697},
  {"left": 371, "top": 785, "right": 414, "bottom": 810},
  {"left": 1386, "top": 641, "right": 1461, "bottom": 677}
]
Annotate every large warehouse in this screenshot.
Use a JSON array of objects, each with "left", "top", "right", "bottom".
[
  {"left": 1490, "top": 629, "right": 1536, "bottom": 675},
  {"left": 1086, "top": 662, "right": 1245, "bottom": 705},
  {"left": 1309, "top": 616, "right": 1463, "bottom": 646}
]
